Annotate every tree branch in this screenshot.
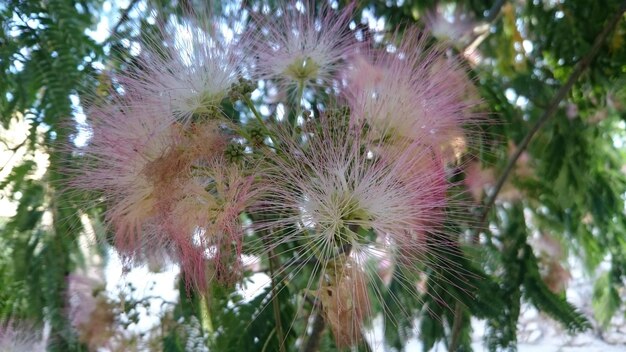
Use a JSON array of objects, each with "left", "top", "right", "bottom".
[
  {"left": 450, "top": 4, "right": 626, "bottom": 351},
  {"left": 109, "top": 0, "right": 141, "bottom": 39},
  {"left": 268, "top": 246, "right": 286, "bottom": 352},
  {"left": 0, "top": 138, "right": 28, "bottom": 174},
  {"left": 478, "top": 2, "right": 626, "bottom": 230},
  {"left": 485, "top": 0, "right": 507, "bottom": 23},
  {"left": 448, "top": 301, "right": 465, "bottom": 352},
  {"left": 463, "top": 0, "right": 507, "bottom": 55},
  {"left": 303, "top": 309, "right": 325, "bottom": 352}
]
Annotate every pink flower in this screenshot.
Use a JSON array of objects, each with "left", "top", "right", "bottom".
[
  {"left": 73, "top": 90, "right": 260, "bottom": 289},
  {"left": 250, "top": 1, "right": 359, "bottom": 89},
  {"left": 67, "top": 273, "right": 104, "bottom": 329},
  {"left": 425, "top": 5, "right": 477, "bottom": 48},
  {"left": 343, "top": 28, "right": 481, "bottom": 160},
  {"left": 73, "top": 94, "right": 184, "bottom": 258},
  {"left": 66, "top": 273, "right": 116, "bottom": 350},
  {"left": 0, "top": 321, "right": 45, "bottom": 352},
  {"left": 166, "top": 158, "right": 263, "bottom": 289},
  {"left": 255, "top": 113, "right": 452, "bottom": 343},
  {"left": 117, "top": 12, "right": 245, "bottom": 123},
  {"left": 566, "top": 103, "right": 579, "bottom": 119},
  {"left": 464, "top": 161, "right": 495, "bottom": 202}
]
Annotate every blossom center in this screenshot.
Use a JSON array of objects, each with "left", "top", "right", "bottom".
[{"left": 284, "top": 55, "right": 320, "bottom": 81}]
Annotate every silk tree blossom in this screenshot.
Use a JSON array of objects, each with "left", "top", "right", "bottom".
[
  {"left": 166, "top": 158, "right": 263, "bottom": 289},
  {"left": 259, "top": 113, "right": 451, "bottom": 261},
  {"left": 344, "top": 29, "right": 481, "bottom": 162},
  {"left": 425, "top": 5, "right": 477, "bottom": 48},
  {"left": 250, "top": 1, "right": 359, "bottom": 90},
  {"left": 317, "top": 256, "right": 370, "bottom": 348},
  {"left": 463, "top": 160, "right": 496, "bottom": 202},
  {"left": 119, "top": 14, "right": 245, "bottom": 123},
  {"left": 64, "top": 4, "right": 493, "bottom": 347},
  {"left": 255, "top": 114, "right": 455, "bottom": 345},
  {"left": 0, "top": 321, "right": 45, "bottom": 352},
  {"left": 67, "top": 274, "right": 116, "bottom": 350},
  {"left": 72, "top": 95, "right": 186, "bottom": 257},
  {"left": 72, "top": 92, "right": 264, "bottom": 289}
]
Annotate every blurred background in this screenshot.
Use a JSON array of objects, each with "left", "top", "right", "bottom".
[{"left": 1, "top": 0, "right": 626, "bottom": 351}]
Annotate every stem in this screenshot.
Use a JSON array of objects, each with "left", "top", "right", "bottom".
[
  {"left": 303, "top": 309, "right": 325, "bottom": 352},
  {"left": 201, "top": 294, "right": 213, "bottom": 335},
  {"left": 262, "top": 328, "right": 277, "bottom": 352},
  {"left": 244, "top": 96, "right": 274, "bottom": 137},
  {"left": 294, "top": 80, "right": 305, "bottom": 133},
  {"left": 108, "top": 0, "right": 140, "bottom": 39},
  {"left": 448, "top": 302, "right": 465, "bottom": 352},
  {"left": 478, "top": 2, "right": 626, "bottom": 230},
  {"left": 266, "top": 240, "right": 286, "bottom": 352}
]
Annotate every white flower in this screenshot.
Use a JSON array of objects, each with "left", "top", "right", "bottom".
[
  {"left": 250, "top": 1, "right": 359, "bottom": 88},
  {"left": 120, "top": 14, "right": 244, "bottom": 122}
]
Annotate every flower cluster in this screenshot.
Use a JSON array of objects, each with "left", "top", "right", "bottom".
[
  {"left": 67, "top": 273, "right": 116, "bottom": 350},
  {"left": 74, "top": 35, "right": 258, "bottom": 290},
  {"left": 71, "top": 1, "right": 482, "bottom": 348}
]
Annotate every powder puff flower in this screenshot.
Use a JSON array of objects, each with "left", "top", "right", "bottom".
[
  {"left": 250, "top": 1, "right": 358, "bottom": 90},
  {"left": 73, "top": 95, "right": 184, "bottom": 256},
  {"left": 464, "top": 161, "right": 495, "bottom": 202},
  {"left": 118, "top": 13, "right": 244, "bottom": 122},
  {"left": 166, "top": 158, "right": 263, "bottom": 289},
  {"left": 256, "top": 113, "right": 453, "bottom": 345},
  {"left": 75, "top": 96, "right": 259, "bottom": 291},
  {"left": 0, "top": 321, "right": 45, "bottom": 352},
  {"left": 260, "top": 112, "right": 450, "bottom": 263},
  {"left": 344, "top": 29, "right": 481, "bottom": 161},
  {"left": 67, "top": 273, "right": 116, "bottom": 350},
  {"left": 317, "top": 256, "right": 370, "bottom": 348},
  {"left": 425, "top": 5, "right": 477, "bottom": 48},
  {"left": 72, "top": 93, "right": 229, "bottom": 273}
]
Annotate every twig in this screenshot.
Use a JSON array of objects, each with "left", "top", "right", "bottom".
[
  {"left": 0, "top": 138, "right": 28, "bottom": 174},
  {"left": 463, "top": 0, "right": 507, "bottom": 55},
  {"left": 448, "top": 302, "right": 465, "bottom": 352},
  {"left": 465, "top": 0, "right": 575, "bottom": 69},
  {"left": 478, "top": 2, "right": 626, "bottom": 230},
  {"left": 450, "top": 4, "right": 626, "bottom": 350},
  {"left": 485, "top": 0, "right": 507, "bottom": 23},
  {"left": 109, "top": 0, "right": 141, "bottom": 39},
  {"left": 264, "top": 234, "right": 285, "bottom": 352},
  {"left": 303, "top": 309, "right": 325, "bottom": 352},
  {"left": 243, "top": 96, "right": 275, "bottom": 139}
]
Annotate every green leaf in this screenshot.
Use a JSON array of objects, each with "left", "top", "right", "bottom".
[{"left": 592, "top": 271, "right": 621, "bottom": 327}]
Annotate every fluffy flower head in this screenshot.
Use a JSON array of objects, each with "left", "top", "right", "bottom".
[
  {"left": 251, "top": 1, "right": 358, "bottom": 88},
  {"left": 0, "top": 321, "right": 45, "bottom": 352},
  {"left": 261, "top": 112, "right": 449, "bottom": 277},
  {"left": 67, "top": 273, "right": 116, "bottom": 350},
  {"left": 425, "top": 5, "right": 477, "bottom": 48},
  {"left": 73, "top": 92, "right": 249, "bottom": 289},
  {"left": 73, "top": 95, "right": 183, "bottom": 255},
  {"left": 119, "top": 12, "right": 244, "bottom": 122},
  {"left": 251, "top": 111, "right": 462, "bottom": 347},
  {"left": 344, "top": 29, "right": 480, "bottom": 159},
  {"left": 167, "top": 158, "right": 263, "bottom": 289}
]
